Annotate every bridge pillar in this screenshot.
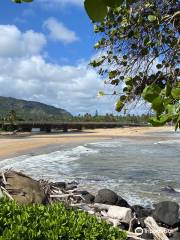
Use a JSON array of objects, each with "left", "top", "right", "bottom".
[
  {"left": 63, "top": 125, "right": 68, "bottom": 132},
  {"left": 77, "top": 126, "right": 82, "bottom": 131},
  {"left": 46, "top": 127, "right": 51, "bottom": 133}
]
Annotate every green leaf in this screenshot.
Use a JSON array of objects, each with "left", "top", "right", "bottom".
[
  {"left": 98, "top": 90, "right": 105, "bottom": 96},
  {"left": 165, "top": 104, "right": 176, "bottom": 115},
  {"left": 148, "top": 15, "right": 157, "bottom": 22},
  {"left": 151, "top": 96, "right": 164, "bottom": 114},
  {"left": 124, "top": 77, "right": 133, "bottom": 86},
  {"left": 142, "top": 85, "right": 161, "bottom": 102},
  {"left": 171, "top": 87, "right": 180, "bottom": 100},
  {"left": 149, "top": 115, "right": 171, "bottom": 126},
  {"left": 120, "top": 95, "right": 126, "bottom": 101},
  {"left": 115, "top": 100, "right": 124, "bottom": 112},
  {"left": 156, "top": 64, "right": 162, "bottom": 69},
  {"left": 84, "top": 0, "right": 108, "bottom": 22},
  {"left": 109, "top": 70, "right": 119, "bottom": 79}
]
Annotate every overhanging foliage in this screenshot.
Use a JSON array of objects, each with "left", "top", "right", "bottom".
[{"left": 85, "top": 0, "right": 180, "bottom": 129}]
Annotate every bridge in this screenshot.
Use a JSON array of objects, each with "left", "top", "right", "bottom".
[{"left": 1, "top": 122, "right": 147, "bottom": 133}]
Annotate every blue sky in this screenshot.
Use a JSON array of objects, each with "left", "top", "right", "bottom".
[{"left": 0, "top": 0, "right": 144, "bottom": 115}]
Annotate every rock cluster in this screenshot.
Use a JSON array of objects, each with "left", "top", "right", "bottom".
[{"left": 0, "top": 171, "right": 179, "bottom": 240}]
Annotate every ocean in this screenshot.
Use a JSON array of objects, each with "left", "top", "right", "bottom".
[{"left": 0, "top": 129, "right": 180, "bottom": 207}]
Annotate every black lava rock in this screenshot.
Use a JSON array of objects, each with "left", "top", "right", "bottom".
[
  {"left": 76, "top": 191, "right": 95, "bottom": 203},
  {"left": 65, "top": 181, "right": 78, "bottom": 190},
  {"left": 95, "top": 189, "right": 118, "bottom": 205},
  {"left": 116, "top": 195, "right": 130, "bottom": 208},
  {"left": 95, "top": 189, "right": 129, "bottom": 207},
  {"left": 132, "top": 205, "right": 153, "bottom": 218},
  {"left": 153, "top": 201, "right": 179, "bottom": 226},
  {"left": 169, "top": 232, "right": 180, "bottom": 240},
  {"left": 52, "top": 182, "right": 66, "bottom": 189}
]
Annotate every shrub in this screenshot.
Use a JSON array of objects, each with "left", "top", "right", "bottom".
[{"left": 0, "top": 199, "right": 126, "bottom": 240}]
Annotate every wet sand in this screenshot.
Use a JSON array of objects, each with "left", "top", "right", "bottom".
[{"left": 0, "top": 126, "right": 173, "bottom": 159}]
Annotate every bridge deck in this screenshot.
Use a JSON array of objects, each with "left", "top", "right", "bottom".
[{"left": 1, "top": 122, "right": 147, "bottom": 132}]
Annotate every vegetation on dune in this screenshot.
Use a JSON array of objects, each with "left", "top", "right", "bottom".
[{"left": 0, "top": 199, "right": 126, "bottom": 240}]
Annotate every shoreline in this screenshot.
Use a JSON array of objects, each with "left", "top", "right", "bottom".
[{"left": 0, "top": 126, "right": 175, "bottom": 160}]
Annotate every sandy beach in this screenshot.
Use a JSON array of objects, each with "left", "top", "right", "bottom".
[{"left": 0, "top": 126, "right": 173, "bottom": 159}]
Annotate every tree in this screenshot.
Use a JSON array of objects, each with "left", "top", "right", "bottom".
[
  {"left": 11, "top": 0, "right": 180, "bottom": 129},
  {"left": 84, "top": 0, "right": 180, "bottom": 129}
]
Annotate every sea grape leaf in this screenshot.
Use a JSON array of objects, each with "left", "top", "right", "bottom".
[
  {"left": 156, "top": 64, "right": 162, "bottom": 69},
  {"left": 84, "top": 0, "right": 107, "bottom": 22},
  {"left": 115, "top": 100, "right": 124, "bottom": 112},
  {"left": 142, "top": 85, "right": 161, "bottom": 102},
  {"left": 149, "top": 115, "right": 170, "bottom": 126},
  {"left": 151, "top": 96, "right": 165, "bottom": 114},
  {"left": 109, "top": 70, "right": 119, "bottom": 79},
  {"left": 98, "top": 90, "right": 105, "bottom": 96},
  {"left": 165, "top": 104, "right": 176, "bottom": 115},
  {"left": 124, "top": 77, "right": 133, "bottom": 86},
  {"left": 120, "top": 95, "right": 126, "bottom": 101}
]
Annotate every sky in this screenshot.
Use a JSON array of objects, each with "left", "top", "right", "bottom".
[{"left": 0, "top": 0, "right": 144, "bottom": 115}]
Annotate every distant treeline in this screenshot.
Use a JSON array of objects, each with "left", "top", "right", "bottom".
[
  {"left": 0, "top": 110, "right": 150, "bottom": 124},
  {"left": 71, "top": 113, "right": 150, "bottom": 124}
]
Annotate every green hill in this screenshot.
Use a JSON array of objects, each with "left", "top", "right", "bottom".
[{"left": 0, "top": 96, "right": 72, "bottom": 121}]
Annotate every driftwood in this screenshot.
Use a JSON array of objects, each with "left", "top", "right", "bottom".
[
  {"left": 144, "top": 217, "right": 169, "bottom": 240},
  {"left": 127, "top": 231, "right": 146, "bottom": 240},
  {"left": 94, "top": 203, "right": 111, "bottom": 211},
  {"left": 50, "top": 194, "right": 85, "bottom": 201},
  {"left": 2, "top": 172, "right": 7, "bottom": 185},
  {"left": 0, "top": 186, "right": 14, "bottom": 200}
]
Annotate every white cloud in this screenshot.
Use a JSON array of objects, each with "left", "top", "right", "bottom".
[
  {"left": 37, "top": 0, "right": 83, "bottom": 8},
  {"left": 0, "top": 55, "right": 115, "bottom": 115},
  {"left": 0, "top": 25, "right": 46, "bottom": 58},
  {"left": 44, "top": 18, "right": 79, "bottom": 44},
  {"left": 0, "top": 24, "right": 116, "bottom": 115}
]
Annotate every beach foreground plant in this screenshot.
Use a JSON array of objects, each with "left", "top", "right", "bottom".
[{"left": 0, "top": 198, "right": 126, "bottom": 240}]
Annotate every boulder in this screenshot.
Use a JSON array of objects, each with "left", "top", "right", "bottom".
[
  {"left": 153, "top": 201, "right": 179, "bottom": 226},
  {"left": 95, "top": 189, "right": 118, "bottom": 205},
  {"left": 169, "top": 232, "right": 180, "bottom": 240},
  {"left": 4, "top": 171, "right": 46, "bottom": 204},
  {"left": 95, "top": 189, "right": 129, "bottom": 207},
  {"left": 52, "top": 182, "right": 66, "bottom": 189},
  {"left": 132, "top": 205, "right": 153, "bottom": 218},
  {"left": 107, "top": 206, "right": 132, "bottom": 223},
  {"left": 76, "top": 191, "right": 95, "bottom": 203},
  {"left": 116, "top": 195, "right": 130, "bottom": 208},
  {"left": 65, "top": 181, "right": 78, "bottom": 191}
]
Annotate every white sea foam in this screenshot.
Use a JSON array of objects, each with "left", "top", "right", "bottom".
[
  {"left": 154, "top": 139, "right": 180, "bottom": 145},
  {"left": 69, "top": 146, "right": 99, "bottom": 155},
  {"left": 0, "top": 145, "right": 99, "bottom": 181},
  {"left": 87, "top": 141, "right": 125, "bottom": 148}
]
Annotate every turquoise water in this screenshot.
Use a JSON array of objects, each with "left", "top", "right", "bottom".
[{"left": 0, "top": 129, "right": 180, "bottom": 206}]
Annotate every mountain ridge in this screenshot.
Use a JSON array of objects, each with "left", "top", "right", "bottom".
[{"left": 0, "top": 96, "right": 72, "bottom": 121}]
